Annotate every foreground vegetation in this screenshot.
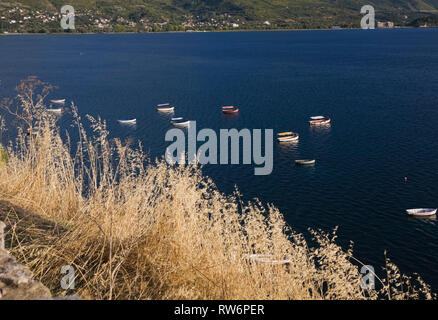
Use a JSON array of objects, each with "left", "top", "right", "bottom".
[{"left": 0, "top": 77, "right": 435, "bottom": 299}]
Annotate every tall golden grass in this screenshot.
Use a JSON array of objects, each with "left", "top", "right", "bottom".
[{"left": 0, "top": 77, "right": 434, "bottom": 300}]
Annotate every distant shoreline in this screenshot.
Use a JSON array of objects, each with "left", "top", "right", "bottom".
[{"left": 1, "top": 26, "right": 434, "bottom": 36}]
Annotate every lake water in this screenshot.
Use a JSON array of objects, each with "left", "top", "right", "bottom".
[{"left": 1, "top": 29, "right": 438, "bottom": 290}]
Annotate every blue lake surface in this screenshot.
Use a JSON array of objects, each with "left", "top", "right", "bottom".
[{"left": 1, "top": 29, "right": 438, "bottom": 290}]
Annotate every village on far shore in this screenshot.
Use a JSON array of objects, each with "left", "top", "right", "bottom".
[{"left": 1, "top": 3, "right": 437, "bottom": 34}]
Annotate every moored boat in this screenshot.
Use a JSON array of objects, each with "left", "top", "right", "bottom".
[
  {"left": 117, "top": 119, "right": 137, "bottom": 124},
  {"left": 171, "top": 117, "right": 190, "bottom": 127},
  {"left": 295, "top": 159, "right": 316, "bottom": 166},
  {"left": 406, "top": 208, "right": 437, "bottom": 217},
  {"left": 222, "top": 106, "right": 239, "bottom": 114},
  {"left": 47, "top": 108, "right": 62, "bottom": 113},
  {"left": 50, "top": 99, "right": 66, "bottom": 104},
  {"left": 157, "top": 103, "right": 175, "bottom": 112},
  {"left": 309, "top": 116, "right": 331, "bottom": 125},
  {"left": 277, "top": 132, "right": 299, "bottom": 142}
]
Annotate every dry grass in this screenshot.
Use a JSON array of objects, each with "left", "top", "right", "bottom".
[{"left": 0, "top": 77, "right": 435, "bottom": 300}]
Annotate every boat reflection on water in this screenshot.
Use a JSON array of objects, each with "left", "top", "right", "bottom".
[
  {"left": 276, "top": 140, "right": 301, "bottom": 169},
  {"left": 407, "top": 214, "right": 437, "bottom": 224},
  {"left": 309, "top": 123, "right": 331, "bottom": 133},
  {"left": 277, "top": 139, "right": 299, "bottom": 154},
  {"left": 221, "top": 112, "right": 239, "bottom": 127},
  {"left": 309, "top": 123, "right": 332, "bottom": 147},
  {"left": 157, "top": 111, "right": 175, "bottom": 120}
]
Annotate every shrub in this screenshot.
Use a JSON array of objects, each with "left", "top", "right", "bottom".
[{"left": 0, "top": 145, "right": 7, "bottom": 165}]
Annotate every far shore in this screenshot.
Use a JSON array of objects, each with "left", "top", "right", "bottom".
[{"left": 1, "top": 25, "right": 434, "bottom": 36}]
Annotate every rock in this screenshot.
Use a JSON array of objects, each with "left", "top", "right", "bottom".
[
  {"left": 0, "top": 218, "right": 53, "bottom": 300},
  {"left": 0, "top": 248, "right": 52, "bottom": 300},
  {"left": 0, "top": 213, "right": 81, "bottom": 300}
]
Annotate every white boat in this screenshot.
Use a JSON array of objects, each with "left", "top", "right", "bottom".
[
  {"left": 171, "top": 117, "right": 190, "bottom": 127},
  {"left": 277, "top": 132, "right": 299, "bottom": 142},
  {"left": 406, "top": 208, "right": 437, "bottom": 217},
  {"left": 295, "top": 159, "right": 316, "bottom": 166},
  {"left": 50, "top": 99, "right": 65, "bottom": 104},
  {"left": 309, "top": 116, "right": 331, "bottom": 125},
  {"left": 47, "top": 108, "right": 62, "bottom": 113},
  {"left": 157, "top": 103, "right": 175, "bottom": 112},
  {"left": 117, "top": 119, "right": 137, "bottom": 124}
]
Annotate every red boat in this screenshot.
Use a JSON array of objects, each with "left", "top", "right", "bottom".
[{"left": 222, "top": 106, "right": 239, "bottom": 114}]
